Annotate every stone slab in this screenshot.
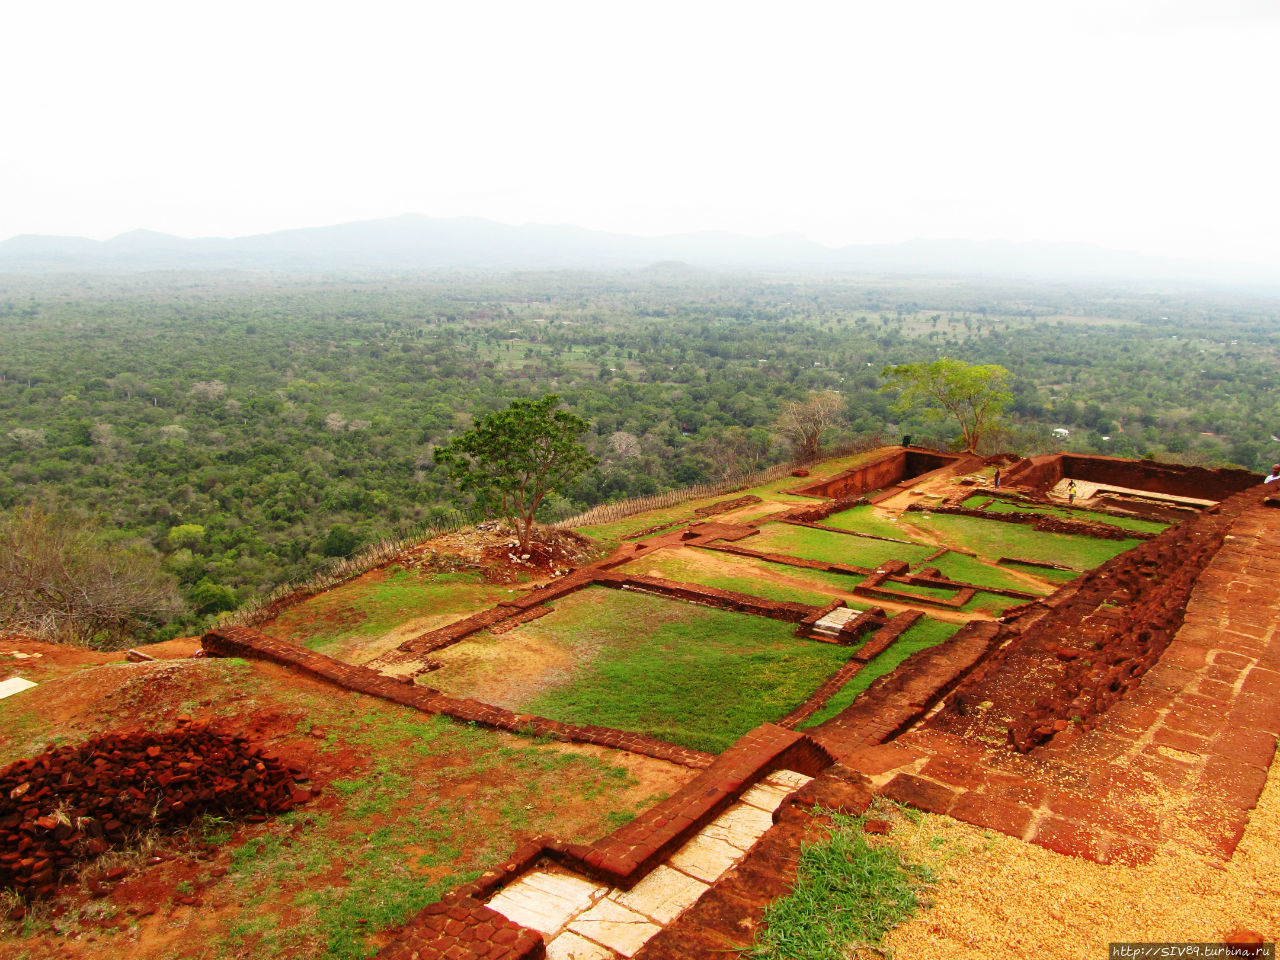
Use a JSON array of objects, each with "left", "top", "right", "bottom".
[
  {"left": 700, "top": 802, "right": 774, "bottom": 852},
  {"left": 762, "top": 769, "right": 813, "bottom": 791},
  {"left": 546, "top": 931, "right": 618, "bottom": 960},
  {"left": 738, "top": 781, "right": 793, "bottom": 813},
  {"left": 609, "top": 864, "right": 708, "bottom": 925},
  {"left": 487, "top": 869, "right": 606, "bottom": 936},
  {"left": 0, "top": 677, "right": 36, "bottom": 700},
  {"left": 666, "top": 833, "right": 744, "bottom": 884},
  {"left": 567, "top": 899, "right": 661, "bottom": 958}
]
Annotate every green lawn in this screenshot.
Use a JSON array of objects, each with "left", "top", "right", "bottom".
[
  {"left": 982, "top": 499, "right": 1168, "bottom": 534},
  {"left": 520, "top": 589, "right": 852, "bottom": 753},
  {"left": 617, "top": 550, "right": 854, "bottom": 607},
  {"left": 746, "top": 524, "right": 936, "bottom": 570},
  {"left": 820, "top": 505, "right": 932, "bottom": 543},
  {"left": 266, "top": 569, "right": 513, "bottom": 662},
  {"left": 923, "top": 551, "right": 1049, "bottom": 594},
  {"left": 801, "top": 618, "right": 960, "bottom": 728},
  {"left": 898, "top": 513, "right": 1142, "bottom": 570}
]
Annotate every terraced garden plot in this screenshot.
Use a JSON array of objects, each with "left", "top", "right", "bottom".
[
  {"left": 801, "top": 617, "right": 961, "bottom": 728},
  {"left": 264, "top": 568, "right": 513, "bottom": 664},
  {"left": 745, "top": 523, "right": 937, "bottom": 569},
  {"left": 820, "top": 504, "right": 933, "bottom": 543},
  {"left": 869, "top": 580, "right": 1024, "bottom": 616},
  {"left": 617, "top": 548, "right": 869, "bottom": 607},
  {"left": 979, "top": 498, "right": 1170, "bottom": 534},
  {"left": 923, "top": 550, "right": 1051, "bottom": 594},
  {"left": 429, "top": 588, "right": 852, "bottom": 754},
  {"left": 899, "top": 513, "right": 1144, "bottom": 570}
]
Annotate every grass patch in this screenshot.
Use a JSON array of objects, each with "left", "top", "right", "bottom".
[
  {"left": 618, "top": 550, "right": 844, "bottom": 607},
  {"left": 522, "top": 589, "right": 852, "bottom": 752},
  {"left": 819, "top": 505, "right": 931, "bottom": 543},
  {"left": 268, "top": 569, "right": 511, "bottom": 662},
  {"left": 1000, "top": 560, "right": 1081, "bottom": 584},
  {"left": 899, "top": 513, "right": 1141, "bottom": 570},
  {"left": 983, "top": 499, "right": 1168, "bottom": 534},
  {"left": 750, "top": 807, "right": 934, "bottom": 960},
  {"left": 747, "top": 524, "right": 936, "bottom": 570},
  {"left": 802, "top": 618, "right": 959, "bottom": 728},
  {"left": 923, "top": 551, "right": 1046, "bottom": 593}
]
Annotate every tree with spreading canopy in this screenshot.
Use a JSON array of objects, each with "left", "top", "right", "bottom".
[
  {"left": 880, "top": 358, "right": 1012, "bottom": 452},
  {"left": 434, "top": 394, "right": 595, "bottom": 554}
]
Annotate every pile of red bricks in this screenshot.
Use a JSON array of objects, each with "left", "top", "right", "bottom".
[
  {"left": 776, "top": 494, "right": 868, "bottom": 524},
  {"left": 0, "top": 721, "right": 311, "bottom": 898},
  {"left": 691, "top": 494, "right": 762, "bottom": 518}
]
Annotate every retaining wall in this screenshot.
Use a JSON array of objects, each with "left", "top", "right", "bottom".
[
  {"left": 1005, "top": 454, "right": 1261, "bottom": 501},
  {"left": 785, "top": 448, "right": 959, "bottom": 499}
]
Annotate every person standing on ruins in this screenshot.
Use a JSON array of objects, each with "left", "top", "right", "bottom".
[
  {"left": 1067, "top": 479, "right": 1078, "bottom": 503},
  {"left": 1266, "top": 464, "right": 1280, "bottom": 483},
  {"left": 994, "top": 468, "right": 1001, "bottom": 489}
]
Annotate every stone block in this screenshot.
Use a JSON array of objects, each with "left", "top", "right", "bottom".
[
  {"left": 666, "top": 834, "right": 743, "bottom": 884},
  {"left": 567, "top": 900, "right": 660, "bottom": 958},
  {"left": 609, "top": 865, "right": 707, "bottom": 925}
]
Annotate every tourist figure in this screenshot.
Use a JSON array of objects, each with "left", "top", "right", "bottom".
[
  {"left": 993, "top": 468, "right": 1001, "bottom": 489},
  {"left": 1067, "top": 479, "right": 1077, "bottom": 503},
  {"left": 1266, "top": 464, "right": 1280, "bottom": 483}
]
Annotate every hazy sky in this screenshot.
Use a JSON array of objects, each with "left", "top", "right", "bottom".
[{"left": 5, "top": 1, "right": 1279, "bottom": 265}]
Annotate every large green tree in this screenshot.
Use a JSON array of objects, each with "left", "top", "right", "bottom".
[
  {"left": 881, "top": 358, "right": 1011, "bottom": 452},
  {"left": 434, "top": 394, "right": 595, "bottom": 553}
]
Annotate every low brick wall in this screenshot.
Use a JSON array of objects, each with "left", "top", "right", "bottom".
[
  {"left": 785, "top": 448, "right": 960, "bottom": 499},
  {"left": 202, "top": 627, "right": 712, "bottom": 769},
  {"left": 810, "top": 620, "right": 1006, "bottom": 756},
  {"left": 775, "top": 494, "right": 869, "bottom": 524},
  {"left": 778, "top": 611, "right": 922, "bottom": 730}
]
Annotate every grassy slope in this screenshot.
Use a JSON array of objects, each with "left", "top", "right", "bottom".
[
  {"left": 520, "top": 589, "right": 852, "bottom": 753},
  {"left": 746, "top": 524, "right": 937, "bottom": 569},
  {"left": 616, "top": 550, "right": 859, "bottom": 607},
  {"left": 265, "top": 569, "right": 513, "bottom": 663},
  {"left": 900, "top": 513, "right": 1142, "bottom": 570}
]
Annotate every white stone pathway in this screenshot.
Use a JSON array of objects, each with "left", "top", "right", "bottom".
[{"left": 486, "top": 769, "right": 813, "bottom": 959}]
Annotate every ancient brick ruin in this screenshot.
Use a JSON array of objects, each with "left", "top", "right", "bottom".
[{"left": 9, "top": 446, "right": 1273, "bottom": 959}]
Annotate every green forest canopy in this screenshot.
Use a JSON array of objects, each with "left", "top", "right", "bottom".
[{"left": 0, "top": 270, "right": 1276, "bottom": 639}]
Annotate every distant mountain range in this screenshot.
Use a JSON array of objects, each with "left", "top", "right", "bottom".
[{"left": 1, "top": 214, "right": 1276, "bottom": 287}]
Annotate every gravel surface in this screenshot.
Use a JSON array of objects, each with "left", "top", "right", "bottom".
[{"left": 872, "top": 754, "right": 1279, "bottom": 959}]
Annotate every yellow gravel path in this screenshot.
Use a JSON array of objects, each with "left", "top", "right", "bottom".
[{"left": 873, "top": 753, "right": 1280, "bottom": 958}]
